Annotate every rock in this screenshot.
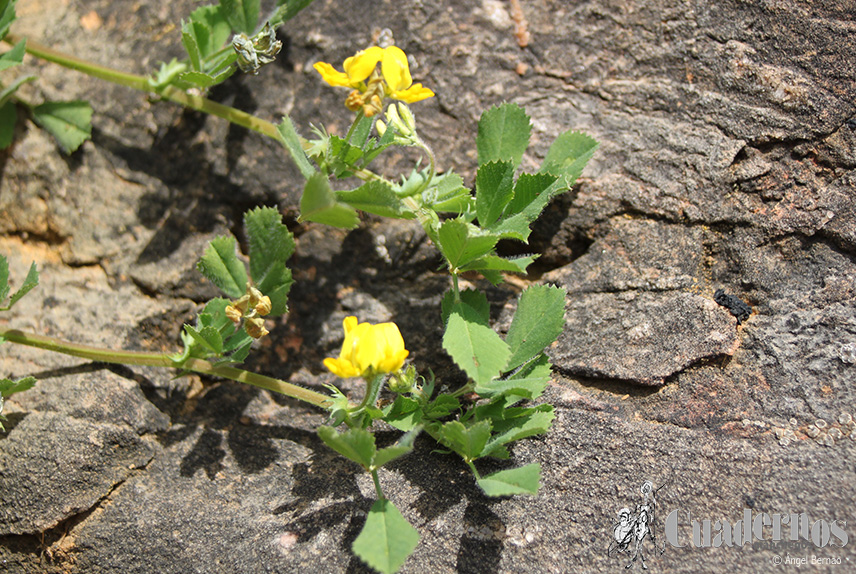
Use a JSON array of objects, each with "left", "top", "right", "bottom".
[{"left": 550, "top": 291, "right": 740, "bottom": 385}]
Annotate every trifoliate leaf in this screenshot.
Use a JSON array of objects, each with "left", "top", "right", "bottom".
[
  {"left": 477, "top": 463, "right": 541, "bottom": 496},
  {"left": 352, "top": 499, "right": 420, "bottom": 574},
  {"left": 31, "top": 101, "right": 93, "bottom": 154},
  {"left": 437, "top": 219, "right": 498, "bottom": 271},
  {"left": 197, "top": 236, "right": 248, "bottom": 299},
  {"left": 504, "top": 284, "right": 567, "bottom": 371},
  {"left": 477, "top": 102, "right": 531, "bottom": 169}
]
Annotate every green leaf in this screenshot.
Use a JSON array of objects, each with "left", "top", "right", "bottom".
[
  {"left": 245, "top": 207, "right": 295, "bottom": 316},
  {"left": 0, "top": 0, "right": 16, "bottom": 40},
  {"left": 197, "top": 236, "right": 248, "bottom": 299},
  {"left": 539, "top": 130, "right": 599, "bottom": 188},
  {"left": 0, "top": 74, "right": 35, "bottom": 108},
  {"left": 0, "top": 376, "right": 36, "bottom": 398},
  {"left": 504, "top": 284, "right": 566, "bottom": 371},
  {"left": 442, "top": 302, "right": 510, "bottom": 386},
  {"left": 477, "top": 463, "right": 541, "bottom": 496},
  {"left": 299, "top": 173, "right": 360, "bottom": 229},
  {"left": 459, "top": 254, "right": 537, "bottom": 278},
  {"left": 425, "top": 172, "right": 474, "bottom": 214},
  {"left": 382, "top": 396, "right": 423, "bottom": 431},
  {"left": 175, "top": 68, "right": 234, "bottom": 89},
  {"left": 269, "top": 0, "right": 316, "bottom": 27},
  {"left": 183, "top": 324, "right": 224, "bottom": 354},
  {"left": 352, "top": 499, "right": 420, "bottom": 574},
  {"left": 337, "top": 180, "right": 413, "bottom": 219},
  {"left": 31, "top": 101, "right": 93, "bottom": 154},
  {"left": 476, "top": 102, "right": 531, "bottom": 169},
  {"left": 0, "top": 259, "right": 38, "bottom": 311},
  {"left": 0, "top": 102, "right": 13, "bottom": 150},
  {"left": 180, "top": 19, "right": 204, "bottom": 72},
  {"left": 220, "top": 0, "right": 259, "bottom": 35},
  {"left": 0, "top": 38, "right": 25, "bottom": 72},
  {"left": 483, "top": 404, "right": 554, "bottom": 455},
  {"left": 475, "top": 353, "right": 552, "bottom": 399},
  {"left": 475, "top": 160, "right": 515, "bottom": 227},
  {"left": 191, "top": 5, "right": 233, "bottom": 55},
  {"left": 277, "top": 116, "right": 316, "bottom": 179},
  {"left": 504, "top": 172, "right": 558, "bottom": 218},
  {"left": 372, "top": 428, "right": 419, "bottom": 468},
  {"left": 317, "top": 425, "right": 376, "bottom": 469},
  {"left": 441, "top": 288, "right": 489, "bottom": 326},
  {"left": 437, "top": 219, "right": 498, "bottom": 271},
  {"left": 438, "top": 420, "right": 492, "bottom": 461}
]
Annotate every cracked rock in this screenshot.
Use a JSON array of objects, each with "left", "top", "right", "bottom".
[{"left": 550, "top": 291, "right": 740, "bottom": 385}]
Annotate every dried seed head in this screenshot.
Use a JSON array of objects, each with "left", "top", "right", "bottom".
[
  {"left": 254, "top": 295, "right": 272, "bottom": 316},
  {"left": 225, "top": 305, "right": 243, "bottom": 324},
  {"left": 245, "top": 317, "right": 269, "bottom": 339}
]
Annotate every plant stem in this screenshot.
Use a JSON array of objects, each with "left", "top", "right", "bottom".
[
  {"left": 370, "top": 469, "right": 386, "bottom": 500},
  {"left": 0, "top": 328, "right": 332, "bottom": 408},
  {"left": 4, "top": 34, "right": 284, "bottom": 144}
]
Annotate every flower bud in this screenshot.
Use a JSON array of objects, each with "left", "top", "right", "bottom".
[{"left": 245, "top": 317, "right": 269, "bottom": 339}]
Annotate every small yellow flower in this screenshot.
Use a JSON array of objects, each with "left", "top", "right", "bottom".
[
  {"left": 324, "top": 316, "right": 409, "bottom": 378},
  {"left": 313, "top": 46, "right": 434, "bottom": 116}
]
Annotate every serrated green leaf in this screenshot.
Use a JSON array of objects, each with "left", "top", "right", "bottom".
[
  {"left": 337, "top": 180, "right": 413, "bottom": 219},
  {"left": 425, "top": 172, "right": 474, "bottom": 214},
  {"left": 197, "top": 236, "right": 248, "bottom": 299},
  {"left": 382, "top": 396, "right": 423, "bottom": 431},
  {"left": 1, "top": 259, "right": 38, "bottom": 311},
  {"left": 31, "top": 101, "right": 92, "bottom": 154},
  {"left": 460, "top": 254, "right": 537, "bottom": 278},
  {"left": 439, "top": 420, "right": 492, "bottom": 461},
  {"left": 443, "top": 303, "right": 510, "bottom": 385},
  {"left": 476, "top": 102, "right": 531, "bottom": 168},
  {"left": 221, "top": 0, "right": 260, "bottom": 34},
  {"left": 475, "top": 160, "right": 515, "bottom": 227},
  {"left": 317, "top": 425, "right": 376, "bottom": 469},
  {"left": 352, "top": 499, "right": 420, "bottom": 574},
  {"left": 299, "top": 173, "right": 360, "bottom": 229},
  {"left": 181, "top": 19, "right": 204, "bottom": 72},
  {"left": 477, "top": 463, "right": 541, "bottom": 496},
  {"left": 193, "top": 5, "right": 233, "bottom": 54},
  {"left": 245, "top": 207, "right": 294, "bottom": 316},
  {"left": 437, "top": 219, "right": 498, "bottom": 270},
  {"left": 504, "top": 172, "right": 557, "bottom": 217},
  {"left": 505, "top": 284, "right": 566, "bottom": 371},
  {"left": 539, "top": 130, "right": 599, "bottom": 188},
  {"left": 0, "top": 376, "right": 36, "bottom": 398},
  {"left": 473, "top": 376, "right": 546, "bottom": 400},
  {"left": 277, "top": 116, "right": 316, "bottom": 179},
  {"left": 0, "top": 38, "right": 25, "bottom": 71}
]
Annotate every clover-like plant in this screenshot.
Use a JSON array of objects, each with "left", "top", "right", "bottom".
[{"left": 0, "top": 2, "right": 597, "bottom": 572}]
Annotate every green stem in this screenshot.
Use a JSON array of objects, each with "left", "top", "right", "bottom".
[
  {"left": 466, "top": 460, "right": 481, "bottom": 480},
  {"left": 0, "top": 328, "right": 332, "bottom": 409},
  {"left": 370, "top": 469, "right": 385, "bottom": 500},
  {"left": 4, "top": 34, "right": 284, "bottom": 144}
]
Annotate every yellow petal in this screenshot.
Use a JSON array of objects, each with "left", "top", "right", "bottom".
[
  {"left": 381, "top": 46, "right": 412, "bottom": 92},
  {"left": 313, "top": 62, "right": 351, "bottom": 87},
  {"left": 344, "top": 46, "right": 384, "bottom": 83},
  {"left": 392, "top": 84, "right": 435, "bottom": 104},
  {"left": 323, "top": 357, "right": 361, "bottom": 378}
]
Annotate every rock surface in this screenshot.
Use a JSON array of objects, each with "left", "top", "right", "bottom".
[{"left": 1, "top": 0, "right": 854, "bottom": 572}]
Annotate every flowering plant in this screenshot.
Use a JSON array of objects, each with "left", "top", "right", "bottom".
[{"left": 0, "top": 2, "right": 597, "bottom": 572}]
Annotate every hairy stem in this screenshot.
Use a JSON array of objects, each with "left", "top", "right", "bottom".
[
  {"left": 0, "top": 328, "right": 331, "bottom": 408},
  {"left": 5, "top": 34, "right": 284, "bottom": 143}
]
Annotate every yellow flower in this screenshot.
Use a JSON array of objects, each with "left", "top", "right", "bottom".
[
  {"left": 313, "top": 46, "right": 434, "bottom": 116},
  {"left": 324, "top": 316, "right": 409, "bottom": 378}
]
